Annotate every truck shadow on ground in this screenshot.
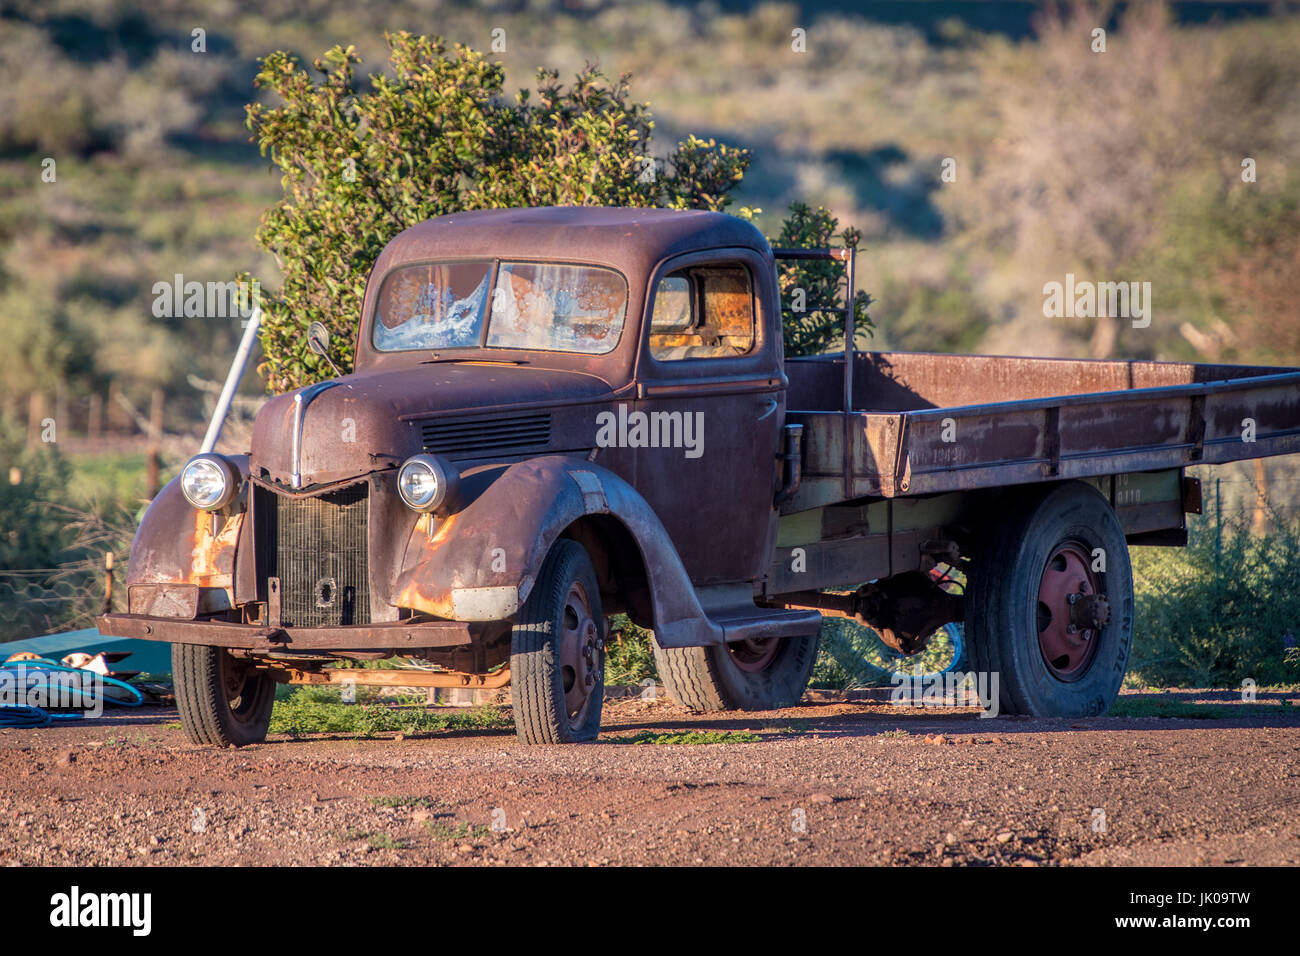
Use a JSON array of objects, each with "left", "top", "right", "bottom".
[
  {"left": 19, "top": 687, "right": 1296, "bottom": 748},
  {"left": 598, "top": 691, "right": 1300, "bottom": 741}
]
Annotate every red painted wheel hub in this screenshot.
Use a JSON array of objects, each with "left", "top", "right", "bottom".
[
  {"left": 728, "top": 637, "right": 781, "bottom": 673},
  {"left": 1036, "top": 542, "right": 1106, "bottom": 680}
]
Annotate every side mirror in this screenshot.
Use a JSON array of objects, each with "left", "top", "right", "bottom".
[
  {"left": 306, "top": 321, "right": 342, "bottom": 378},
  {"left": 307, "top": 321, "right": 331, "bottom": 357}
]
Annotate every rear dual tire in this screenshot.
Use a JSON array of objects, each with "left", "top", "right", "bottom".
[{"left": 966, "top": 481, "right": 1134, "bottom": 717}]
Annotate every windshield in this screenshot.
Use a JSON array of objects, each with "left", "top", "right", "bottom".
[{"left": 372, "top": 260, "right": 627, "bottom": 355}]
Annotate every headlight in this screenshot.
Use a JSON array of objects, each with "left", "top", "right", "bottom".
[
  {"left": 180, "top": 454, "right": 241, "bottom": 511},
  {"left": 397, "top": 454, "right": 459, "bottom": 514}
]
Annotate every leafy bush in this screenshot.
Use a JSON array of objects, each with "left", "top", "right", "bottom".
[
  {"left": 774, "top": 202, "right": 874, "bottom": 357},
  {"left": 0, "top": 417, "right": 76, "bottom": 639},
  {"left": 245, "top": 33, "right": 752, "bottom": 392},
  {"left": 246, "top": 33, "right": 872, "bottom": 391},
  {"left": 603, "top": 614, "right": 659, "bottom": 686},
  {"left": 1129, "top": 515, "right": 1300, "bottom": 688}
]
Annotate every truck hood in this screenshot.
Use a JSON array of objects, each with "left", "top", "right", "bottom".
[{"left": 249, "top": 362, "right": 616, "bottom": 488}]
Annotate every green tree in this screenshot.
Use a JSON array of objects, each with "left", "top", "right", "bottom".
[
  {"left": 246, "top": 33, "right": 868, "bottom": 391},
  {"left": 245, "top": 33, "right": 752, "bottom": 392},
  {"left": 774, "top": 202, "right": 873, "bottom": 358}
]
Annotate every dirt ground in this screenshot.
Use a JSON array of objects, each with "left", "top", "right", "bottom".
[{"left": 2, "top": 690, "right": 1298, "bottom": 867}]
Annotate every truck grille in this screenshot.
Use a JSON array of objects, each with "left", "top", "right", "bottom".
[
  {"left": 420, "top": 412, "right": 551, "bottom": 460},
  {"left": 256, "top": 483, "right": 370, "bottom": 627}
]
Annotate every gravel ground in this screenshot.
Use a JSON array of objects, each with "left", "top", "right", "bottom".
[{"left": 2, "top": 690, "right": 1298, "bottom": 867}]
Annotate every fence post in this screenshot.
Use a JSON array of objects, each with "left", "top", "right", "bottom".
[
  {"left": 87, "top": 392, "right": 102, "bottom": 444},
  {"left": 146, "top": 387, "right": 164, "bottom": 499}
]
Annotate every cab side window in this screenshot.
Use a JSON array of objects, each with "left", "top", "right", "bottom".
[{"left": 649, "top": 265, "right": 755, "bottom": 361}]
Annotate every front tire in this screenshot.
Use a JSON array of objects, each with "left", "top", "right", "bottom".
[
  {"left": 966, "top": 481, "right": 1134, "bottom": 717},
  {"left": 653, "top": 632, "right": 820, "bottom": 712},
  {"left": 511, "top": 539, "right": 606, "bottom": 744},
  {"left": 172, "top": 644, "right": 276, "bottom": 747}
]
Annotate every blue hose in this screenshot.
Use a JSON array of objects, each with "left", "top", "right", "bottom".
[
  {"left": 0, "top": 658, "right": 145, "bottom": 717},
  {"left": 0, "top": 706, "right": 53, "bottom": 728}
]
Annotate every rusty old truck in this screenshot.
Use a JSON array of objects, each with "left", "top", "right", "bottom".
[{"left": 98, "top": 206, "right": 1300, "bottom": 746}]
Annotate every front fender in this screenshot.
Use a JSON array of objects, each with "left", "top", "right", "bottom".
[
  {"left": 392, "top": 456, "right": 723, "bottom": 648},
  {"left": 122, "top": 455, "right": 249, "bottom": 617}
]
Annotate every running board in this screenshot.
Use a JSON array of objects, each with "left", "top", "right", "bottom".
[
  {"left": 696, "top": 584, "right": 823, "bottom": 644},
  {"left": 711, "top": 605, "right": 823, "bottom": 644}
]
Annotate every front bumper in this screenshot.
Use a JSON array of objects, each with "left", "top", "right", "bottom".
[{"left": 96, "top": 613, "right": 473, "bottom": 653}]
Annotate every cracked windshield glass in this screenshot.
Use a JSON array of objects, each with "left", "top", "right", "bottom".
[{"left": 373, "top": 261, "right": 626, "bottom": 354}]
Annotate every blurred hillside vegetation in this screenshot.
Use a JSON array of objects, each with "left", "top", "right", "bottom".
[{"left": 1, "top": 0, "right": 1299, "bottom": 641}]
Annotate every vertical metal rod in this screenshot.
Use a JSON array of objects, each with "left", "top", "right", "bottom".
[
  {"left": 842, "top": 248, "right": 857, "bottom": 500},
  {"left": 201, "top": 307, "right": 261, "bottom": 454},
  {"left": 843, "top": 247, "right": 856, "bottom": 413}
]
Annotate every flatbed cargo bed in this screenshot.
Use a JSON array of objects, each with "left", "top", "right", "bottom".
[{"left": 784, "top": 351, "right": 1300, "bottom": 510}]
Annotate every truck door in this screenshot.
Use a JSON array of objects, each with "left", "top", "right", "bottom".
[{"left": 630, "top": 248, "right": 785, "bottom": 586}]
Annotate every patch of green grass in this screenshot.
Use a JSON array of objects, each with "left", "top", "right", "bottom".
[
  {"left": 270, "top": 689, "right": 510, "bottom": 737},
  {"left": 366, "top": 833, "right": 411, "bottom": 850},
  {"left": 425, "top": 820, "right": 491, "bottom": 842},
  {"left": 877, "top": 729, "right": 910, "bottom": 739},
  {"left": 611, "top": 730, "right": 761, "bottom": 745},
  {"left": 1108, "top": 697, "right": 1235, "bottom": 719},
  {"left": 65, "top": 451, "right": 152, "bottom": 509},
  {"left": 370, "top": 795, "right": 441, "bottom": 809},
  {"left": 340, "top": 827, "right": 409, "bottom": 849}
]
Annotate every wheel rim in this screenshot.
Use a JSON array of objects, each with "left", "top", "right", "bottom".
[
  {"left": 218, "top": 652, "right": 262, "bottom": 724},
  {"left": 558, "top": 581, "right": 601, "bottom": 725},
  {"left": 1036, "top": 541, "right": 1108, "bottom": 681},
  {"left": 728, "top": 637, "right": 781, "bottom": 673}
]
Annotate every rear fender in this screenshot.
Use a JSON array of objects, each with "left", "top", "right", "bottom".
[{"left": 393, "top": 456, "right": 722, "bottom": 648}]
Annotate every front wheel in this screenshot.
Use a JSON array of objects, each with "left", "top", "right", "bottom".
[
  {"left": 172, "top": 644, "right": 276, "bottom": 747},
  {"left": 966, "top": 481, "right": 1134, "bottom": 717},
  {"left": 653, "top": 632, "right": 820, "bottom": 712},
  {"left": 511, "top": 539, "right": 606, "bottom": 743}
]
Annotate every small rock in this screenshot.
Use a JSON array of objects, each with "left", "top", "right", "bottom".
[
  {"left": 996, "top": 831, "right": 1014, "bottom": 844},
  {"left": 808, "top": 793, "right": 834, "bottom": 804}
]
